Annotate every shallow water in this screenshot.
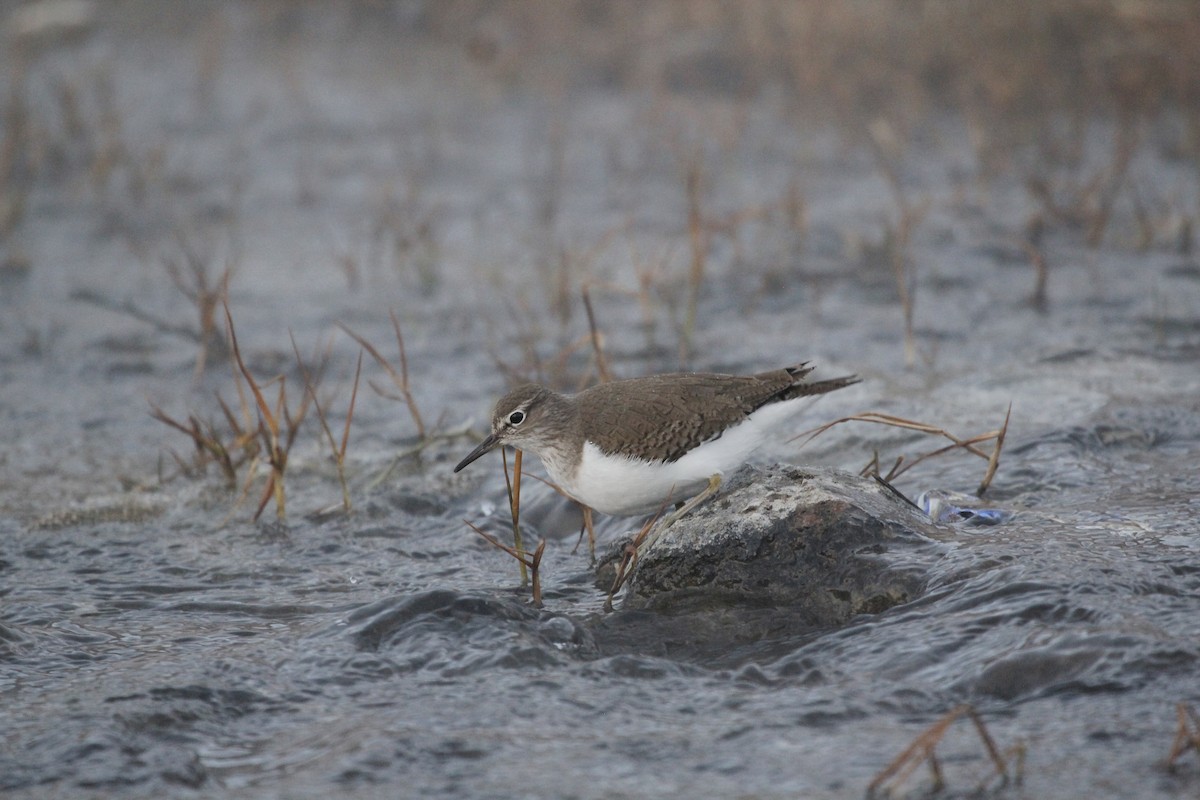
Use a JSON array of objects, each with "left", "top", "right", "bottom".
[{"left": 3, "top": 5, "right": 1200, "bottom": 798}]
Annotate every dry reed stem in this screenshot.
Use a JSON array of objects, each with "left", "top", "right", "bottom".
[
  {"left": 148, "top": 383, "right": 260, "bottom": 487},
  {"left": 867, "top": 704, "right": 1009, "bottom": 796},
  {"left": 502, "top": 448, "right": 528, "bottom": 586},
  {"left": 340, "top": 355, "right": 363, "bottom": 467},
  {"left": 581, "top": 285, "right": 613, "bottom": 383},
  {"left": 157, "top": 448, "right": 191, "bottom": 483},
  {"left": 627, "top": 240, "right": 677, "bottom": 350},
  {"left": 977, "top": 403, "right": 1011, "bottom": 496},
  {"left": 485, "top": 298, "right": 544, "bottom": 384},
  {"left": 464, "top": 520, "right": 545, "bottom": 607},
  {"left": 603, "top": 499, "right": 670, "bottom": 612},
  {"left": 365, "top": 420, "right": 475, "bottom": 492},
  {"left": 224, "top": 306, "right": 278, "bottom": 516},
  {"left": 891, "top": 215, "right": 918, "bottom": 368},
  {"left": 1020, "top": 235, "right": 1049, "bottom": 310},
  {"left": 1129, "top": 178, "right": 1155, "bottom": 251},
  {"left": 69, "top": 239, "right": 234, "bottom": 381},
  {"left": 386, "top": 309, "right": 425, "bottom": 437},
  {"left": 224, "top": 304, "right": 311, "bottom": 522},
  {"left": 538, "top": 223, "right": 628, "bottom": 328},
  {"left": 293, "top": 334, "right": 362, "bottom": 514},
  {"left": 215, "top": 391, "right": 251, "bottom": 440},
  {"left": 1165, "top": 703, "right": 1200, "bottom": 770},
  {"left": 871, "top": 430, "right": 996, "bottom": 482},
  {"left": 683, "top": 155, "right": 707, "bottom": 354},
  {"left": 149, "top": 403, "right": 243, "bottom": 486},
  {"left": 163, "top": 240, "right": 234, "bottom": 379},
  {"left": 794, "top": 410, "right": 1010, "bottom": 488},
  {"left": 1086, "top": 113, "right": 1141, "bottom": 247},
  {"left": 339, "top": 310, "right": 426, "bottom": 440},
  {"left": 70, "top": 289, "right": 205, "bottom": 347},
  {"left": 491, "top": 328, "right": 597, "bottom": 392},
  {"left": 867, "top": 117, "right": 929, "bottom": 367},
  {"left": 489, "top": 273, "right": 627, "bottom": 388}
]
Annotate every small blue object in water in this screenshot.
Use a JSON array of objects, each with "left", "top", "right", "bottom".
[{"left": 916, "top": 490, "right": 1010, "bottom": 525}]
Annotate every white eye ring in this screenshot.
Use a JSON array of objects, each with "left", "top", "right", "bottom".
[{"left": 508, "top": 410, "right": 526, "bottom": 426}]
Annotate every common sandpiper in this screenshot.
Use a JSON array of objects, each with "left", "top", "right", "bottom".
[{"left": 454, "top": 363, "right": 859, "bottom": 547}]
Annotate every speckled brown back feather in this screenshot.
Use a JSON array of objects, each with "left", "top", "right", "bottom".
[{"left": 575, "top": 363, "right": 858, "bottom": 463}]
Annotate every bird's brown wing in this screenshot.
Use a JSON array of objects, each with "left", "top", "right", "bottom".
[{"left": 577, "top": 368, "right": 806, "bottom": 463}]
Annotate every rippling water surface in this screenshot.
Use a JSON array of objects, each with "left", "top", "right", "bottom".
[
  {"left": 3, "top": 5, "right": 1200, "bottom": 798},
  {"left": 5, "top": 401, "right": 1199, "bottom": 797}
]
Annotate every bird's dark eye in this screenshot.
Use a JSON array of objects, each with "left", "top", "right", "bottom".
[{"left": 508, "top": 410, "right": 526, "bottom": 426}]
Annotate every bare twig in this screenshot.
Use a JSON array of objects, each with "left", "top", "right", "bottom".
[
  {"left": 149, "top": 388, "right": 259, "bottom": 487},
  {"left": 293, "top": 333, "right": 361, "bottom": 514},
  {"left": 163, "top": 242, "right": 234, "bottom": 379},
  {"left": 465, "top": 520, "right": 546, "bottom": 607},
  {"left": 683, "top": 154, "right": 707, "bottom": 356},
  {"left": 71, "top": 236, "right": 234, "bottom": 381},
  {"left": 581, "top": 285, "right": 612, "bottom": 383},
  {"left": 867, "top": 117, "right": 930, "bottom": 368},
  {"left": 339, "top": 310, "right": 426, "bottom": 439},
  {"left": 70, "top": 288, "right": 197, "bottom": 341},
  {"left": 977, "top": 403, "right": 1011, "bottom": 496},
  {"left": 1165, "top": 703, "right": 1200, "bottom": 770},
  {"left": 149, "top": 404, "right": 234, "bottom": 485},
  {"left": 502, "top": 448, "right": 527, "bottom": 585},
  {"left": 794, "top": 410, "right": 1010, "bottom": 489},
  {"left": 224, "top": 304, "right": 311, "bottom": 522},
  {"left": 868, "top": 704, "right": 1010, "bottom": 796}
]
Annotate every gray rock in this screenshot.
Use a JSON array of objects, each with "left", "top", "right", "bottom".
[{"left": 602, "top": 465, "right": 945, "bottom": 625}]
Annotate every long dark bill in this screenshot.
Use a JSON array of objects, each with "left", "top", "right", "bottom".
[{"left": 453, "top": 432, "right": 502, "bottom": 472}]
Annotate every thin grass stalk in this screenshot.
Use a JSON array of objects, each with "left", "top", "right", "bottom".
[
  {"left": 338, "top": 311, "right": 426, "bottom": 440},
  {"left": 264, "top": 376, "right": 290, "bottom": 520},
  {"left": 581, "top": 285, "right": 612, "bottom": 383},
  {"left": 683, "top": 157, "right": 706, "bottom": 353},
  {"left": 1021, "top": 237, "right": 1049, "bottom": 310},
  {"left": 387, "top": 309, "right": 425, "bottom": 438},
  {"left": 292, "top": 332, "right": 361, "bottom": 514},
  {"left": 148, "top": 402, "right": 237, "bottom": 485},
  {"left": 465, "top": 520, "right": 544, "bottom": 607},
  {"left": 224, "top": 305, "right": 282, "bottom": 520},
  {"left": 1086, "top": 112, "right": 1140, "bottom": 247},
  {"left": 868, "top": 706, "right": 963, "bottom": 794},
  {"left": 224, "top": 304, "right": 312, "bottom": 521},
  {"left": 796, "top": 412, "right": 995, "bottom": 461},
  {"left": 1166, "top": 703, "right": 1200, "bottom": 768},
  {"left": 794, "top": 409, "right": 1011, "bottom": 494},
  {"left": 881, "top": 430, "right": 1001, "bottom": 482},
  {"left": 965, "top": 706, "right": 1010, "bottom": 784},
  {"left": 867, "top": 704, "right": 1009, "bottom": 796},
  {"left": 529, "top": 539, "right": 545, "bottom": 605},
  {"left": 977, "top": 403, "right": 1011, "bottom": 496},
  {"left": 336, "top": 351, "right": 364, "bottom": 511},
  {"left": 502, "top": 448, "right": 527, "bottom": 585}
]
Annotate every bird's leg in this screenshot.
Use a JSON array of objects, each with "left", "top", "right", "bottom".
[
  {"left": 583, "top": 505, "right": 596, "bottom": 562},
  {"left": 603, "top": 538, "right": 639, "bottom": 613},
  {"left": 638, "top": 474, "right": 722, "bottom": 553},
  {"left": 570, "top": 505, "right": 598, "bottom": 562},
  {"left": 660, "top": 474, "right": 721, "bottom": 531},
  {"left": 603, "top": 478, "right": 721, "bottom": 609}
]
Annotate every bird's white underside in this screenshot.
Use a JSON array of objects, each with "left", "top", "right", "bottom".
[{"left": 541, "top": 398, "right": 807, "bottom": 517}]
